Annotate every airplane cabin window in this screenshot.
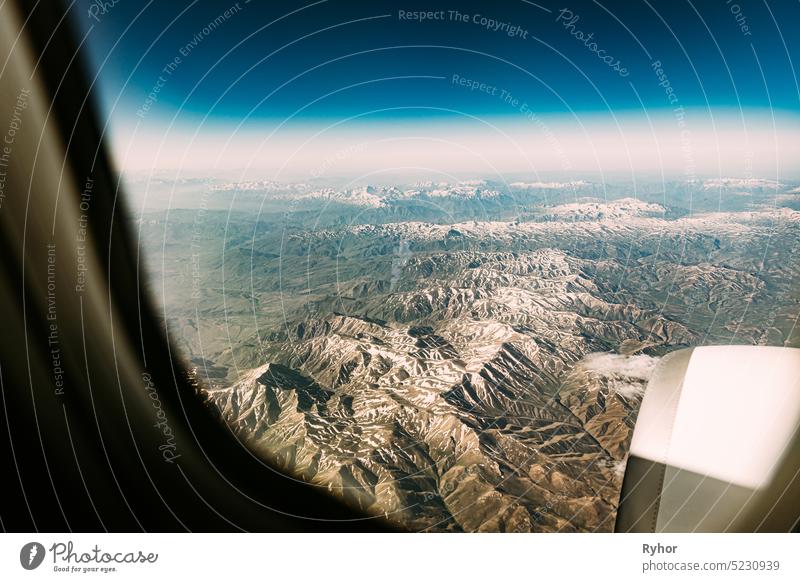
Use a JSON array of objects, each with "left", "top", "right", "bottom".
[{"left": 1, "top": 0, "right": 798, "bottom": 539}]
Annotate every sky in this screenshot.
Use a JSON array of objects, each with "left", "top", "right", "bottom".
[{"left": 73, "top": 0, "right": 800, "bottom": 179}]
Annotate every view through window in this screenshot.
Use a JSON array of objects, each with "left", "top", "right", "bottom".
[{"left": 75, "top": 0, "right": 800, "bottom": 532}]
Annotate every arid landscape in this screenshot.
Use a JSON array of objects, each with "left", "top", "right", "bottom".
[{"left": 135, "top": 176, "right": 800, "bottom": 531}]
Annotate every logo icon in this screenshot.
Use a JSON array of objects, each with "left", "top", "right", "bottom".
[{"left": 19, "top": 542, "right": 46, "bottom": 570}]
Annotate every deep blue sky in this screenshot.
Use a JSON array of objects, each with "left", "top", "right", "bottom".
[
  {"left": 75, "top": 0, "right": 800, "bottom": 121},
  {"left": 70, "top": 0, "right": 800, "bottom": 176}
]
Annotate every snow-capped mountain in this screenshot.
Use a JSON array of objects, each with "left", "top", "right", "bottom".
[{"left": 138, "top": 181, "right": 800, "bottom": 531}]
